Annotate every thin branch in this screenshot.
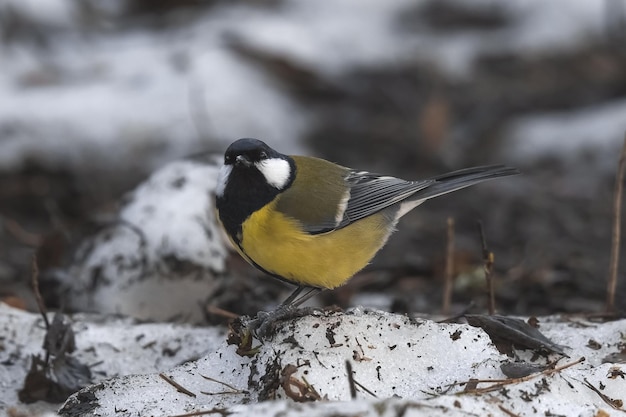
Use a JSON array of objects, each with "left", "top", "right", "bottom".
[
  {"left": 206, "top": 305, "right": 239, "bottom": 320},
  {"left": 345, "top": 360, "right": 357, "bottom": 399},
  {"left": 31, "top": 255, "right": 49, "bottom": 329},
  {"left": 199, "top": 374, "right": 247, "bottom": 395},
  {"left": 498, "top": 405, "right": 522, "bottom": 417},
  {"left": 167, "top": 408, "right": 231, "bottom": 417},
  {"left": 456, "top": 356, "right": 585, "bottom": 395},
  {"left": 583, "top": 378, "right": 625, "bottom": 410},
  {"left": 159, "top": 373, "right": 197, "bottom": 398},
  {"left": 353, "top": 379, "right": 378, "bottom": 398},
  {"left": 477, "top": 221, "right": 495, "bottom": 315},
  {"left": 5, "top": 218, "right": 42, "bottom": 246},
  {"left": 607, "top": 133, "right": 626, "bottom": 313},
  {"left": 442, "top": 217, "right": 455, "bottom": 315}
]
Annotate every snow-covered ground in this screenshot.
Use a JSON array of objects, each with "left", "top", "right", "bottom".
[
  {"left": 0, "top": 303, "right": 224, "bottom": 416},
  {"left": 2, "top": 303, "right": 625, "bottom": 417}
]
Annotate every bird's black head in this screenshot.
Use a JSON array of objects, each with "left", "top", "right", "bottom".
[
  {"left": 216, "top": 138, "right": 295, "bottom": 243},
  {"left": 223, "top": 138, "right": 281, "bottom": 167}
]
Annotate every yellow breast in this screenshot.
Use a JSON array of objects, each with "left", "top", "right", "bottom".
[{"left": 239, "top": 200, "right": 393, "bottom": 289}]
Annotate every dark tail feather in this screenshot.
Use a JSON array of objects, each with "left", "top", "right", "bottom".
[{"left": 412, "top": 165, "right": 520, "bottom": 201}]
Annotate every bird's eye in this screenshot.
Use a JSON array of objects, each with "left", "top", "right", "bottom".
[{"left": 259, "top": 151, "right": 268, "bottom": 159}]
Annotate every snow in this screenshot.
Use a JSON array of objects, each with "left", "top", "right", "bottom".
[
  {"left": 1, "top": 0, "right": 622, "bottom": 172},
  {"left": 496, "top": 0, "right": 606, "bottom": 52},
  {"left": 218, "top": 0, "right": 418, "bottom": 75},
  {"left": 47, "top": 159, "right": 229, "bottom": 322},
  {"left": 3, "top": 304, "right": 625, "bottom": 417},
  {"left": 0, "top": 303, "right": 223, "bottom": 416},
  {"left": 64, "top": 309, "right": 625, "bottom": 417},
  {"left": 0, "top": 0, "right": 76, "bottom": 29},
  {"left": 502, "top": 99, "right": 626, "bottom": 165},
  {"left": 0, "top": 34, "right": 306, "bottom": 172},
  {"left": 400, "top": 0, "right": 612, "bottom": 78}
]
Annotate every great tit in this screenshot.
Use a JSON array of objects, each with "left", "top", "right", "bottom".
[{"left": 216, "top": 138, "right": 518, "bottom": 308}]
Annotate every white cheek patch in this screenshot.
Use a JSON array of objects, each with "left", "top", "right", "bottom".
[
  {"left": 215, "top": 164, "right": 232, "bottom": 197},
  {"left": 256, "top": 158, "right": 291, "bottom": 190}
]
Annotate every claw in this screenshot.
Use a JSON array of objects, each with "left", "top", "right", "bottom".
[{"left": 248, "top": 305, "right": 317, "bottom": 341}]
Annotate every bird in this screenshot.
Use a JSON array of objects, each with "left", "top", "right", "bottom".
[{"left": 215, "top": 138, "right": 518, "bottom": 311}]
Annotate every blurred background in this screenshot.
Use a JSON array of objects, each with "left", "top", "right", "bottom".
[{"left": 1, "top": 0, "right": 626, "bottom": 318}]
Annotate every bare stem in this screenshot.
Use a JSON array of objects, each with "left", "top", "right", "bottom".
[
  {"left": 477, "top": 221, "right": 495, "bottom": 315},
  {"left": 607, "top": 133, "right": 626, "bottom": 313},
  {"left": 31, "top": 255, "right": 49, "bottom": 329},
  {"left": 442, "top": 217, "right": 455, "bottom": 314}
]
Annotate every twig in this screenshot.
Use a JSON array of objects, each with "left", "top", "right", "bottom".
[
  {"left": 498, "top": 405, "right": 522, "bottom": 417},
  {"left": 477, "top": 221, "right": 495, "bottom": 315},
  {"left": 167, "top": 408, "right": 231, "bottom": 417},
  {"left": 159, "top": 373, "right": 197, "bottom": 398},
  {"left": 457, "top": 356, "right": 585, "bottom": 395},
  {"left": 206, "top": 305, "right": 239, "bottom": 320},
  {"left": 353, "top": 378, "right": 378, "bottom": 398},
  {"left": 352, "top": 337, "right": 371, "bottom": 362},
  {"left": 583, "top": 378, "right": 625, "bottom": 411},
  {"left": 345, "top": 360, "right": 357, "bottom": 399},
  {"left": 199, "top": 374, "right": 247, "bottom": 395},
  {"left": 200, "top": 390, "right": 244, "bottom": 396},
  {"left": 607, "top": 133, "right": 626, "bottom": 313},
  {"left": 5, "top": 218, "right": 42, "bottom": 246},
  {"left": 442, "top": 217, "right": 455, "bottom": 315},
  {"left": 300, "top": 376, "right": 321, "bottom": 400},
  {"left": 43, "top": 199, "right": 71, "bottom": 241},
  {"left": 31, "top": 255, "right": 49, "bottom": 328}
]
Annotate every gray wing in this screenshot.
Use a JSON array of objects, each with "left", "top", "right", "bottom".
[
  {"left": 335, "top": 165, "right": 519, "bottom": 229},
  {"left": 336, "top": 171, "right": 433, "bottom": 227}
]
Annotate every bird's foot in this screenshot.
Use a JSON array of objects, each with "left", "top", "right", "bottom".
[
  {"left": 227, "top": 305, "right": 321, "bottom": 356},
  {"left": 239, "top": 305, "right": 316, "bottom": 341},
  {"left": 255, "top": 305, "right": 318, "bottom": 340}
]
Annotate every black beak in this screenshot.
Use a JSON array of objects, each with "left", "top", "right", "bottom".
[{"left": 236, "top": 155, "right": 252, "bottom": 167}]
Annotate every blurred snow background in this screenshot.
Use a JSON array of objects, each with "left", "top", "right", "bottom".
[{"left": 1, "top": 0, "right": 624, "bottom": 172}]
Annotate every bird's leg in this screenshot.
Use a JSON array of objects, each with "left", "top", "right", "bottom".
[
  {"left": 288, "top": 287, "right": 322, "bottom": 308},
  {"left": 279, "top": 285, "right": 306, "bottom": 307},
  {"left": 247, "top": 286, "right": 323, "bottom": 340}
]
